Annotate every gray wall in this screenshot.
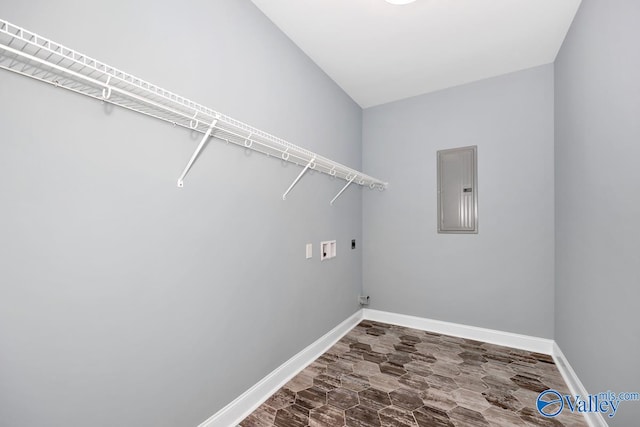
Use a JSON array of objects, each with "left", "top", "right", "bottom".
[
  {"left": 0, "top": 1, "right": 363, "bottom": 426},
  {"left": 363, "top": 65, "right": 555, "bottom": 338},
  {"left": 555, "top": 1, "right": 640, "bottom": 425}
]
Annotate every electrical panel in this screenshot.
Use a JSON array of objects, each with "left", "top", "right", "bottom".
[{"left": 437, "top": 146, "right": 478, "bottom": 233}]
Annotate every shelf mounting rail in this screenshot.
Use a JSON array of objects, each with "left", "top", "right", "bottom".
[{"left": 0, "top": 19, "right": 388, "bottom": 204}]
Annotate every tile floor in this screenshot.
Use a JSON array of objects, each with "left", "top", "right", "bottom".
[{"left": 239, "top": 320, "right": 587, "bottom": 427}]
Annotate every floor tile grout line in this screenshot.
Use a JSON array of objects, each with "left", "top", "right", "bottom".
[{"left": 239, "top": 318, "right": 586, "bottom": 426}]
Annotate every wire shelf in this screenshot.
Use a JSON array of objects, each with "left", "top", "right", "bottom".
[{"left": 0, "top": 18, "right": 388, "bottom": 200}]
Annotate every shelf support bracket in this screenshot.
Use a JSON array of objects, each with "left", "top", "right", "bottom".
[
  {"left": 177, "top": 119, "right": 217, "bottom": 187},
  {"left": 330, "top": 174, "right": 357, "bottom": 206},
  {"left": 282, "top": 157, "right": 315, "bottom": 200}
]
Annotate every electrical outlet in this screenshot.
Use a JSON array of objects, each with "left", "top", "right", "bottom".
[{"left": 351, "top": 239, "right": 356, "bottom": 249}]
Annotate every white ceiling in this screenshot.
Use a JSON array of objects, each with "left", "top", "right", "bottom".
[{"left": 251, "top": 0, "right": 581, "bottom": 108}]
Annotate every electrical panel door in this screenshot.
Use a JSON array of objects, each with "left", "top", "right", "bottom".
[{"left": 438, "top": 146, "right": 478, "bottom": 233}]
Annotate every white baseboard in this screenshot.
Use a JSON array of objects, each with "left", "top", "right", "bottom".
[
  {"left": 552, "top": 343, "right": 608, "bottom": 427},
  {"left": 199, "top": 308, "right": 603, "bottom": 427},
  {"left": 198, "top": 310, "right": 363, "bottom": 427},
  {"left": 363, "top": 309, "right": 554, "bottom": 355}
]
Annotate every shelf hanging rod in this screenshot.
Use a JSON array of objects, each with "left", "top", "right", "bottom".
[
  {"left": 177, "top": 120, "right": 217, "bottom": 187},
  {"left": 0, "top": 18, "right": 389, "bottom": 196},
  {"left": 0, "top": 42, "right": 210, "bottom": 127},
  {"left": 283, "top": 157, "right": 316, "bottom": 200},
  {"left": 330, "top": 174, "right": 357, "bottom": 206}
]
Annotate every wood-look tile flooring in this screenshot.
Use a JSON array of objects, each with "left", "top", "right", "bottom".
[{"left": 239, "top": 320, "right": 587, "bottom": 427}]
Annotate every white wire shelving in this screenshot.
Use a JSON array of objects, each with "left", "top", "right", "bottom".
[{"left": 0, "top": 18, "right": 387, "bottom": 204}]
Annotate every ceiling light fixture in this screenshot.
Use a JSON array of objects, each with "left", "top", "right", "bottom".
[{"left": 385, "top": 0, "right": 417, "bottom": 5}]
